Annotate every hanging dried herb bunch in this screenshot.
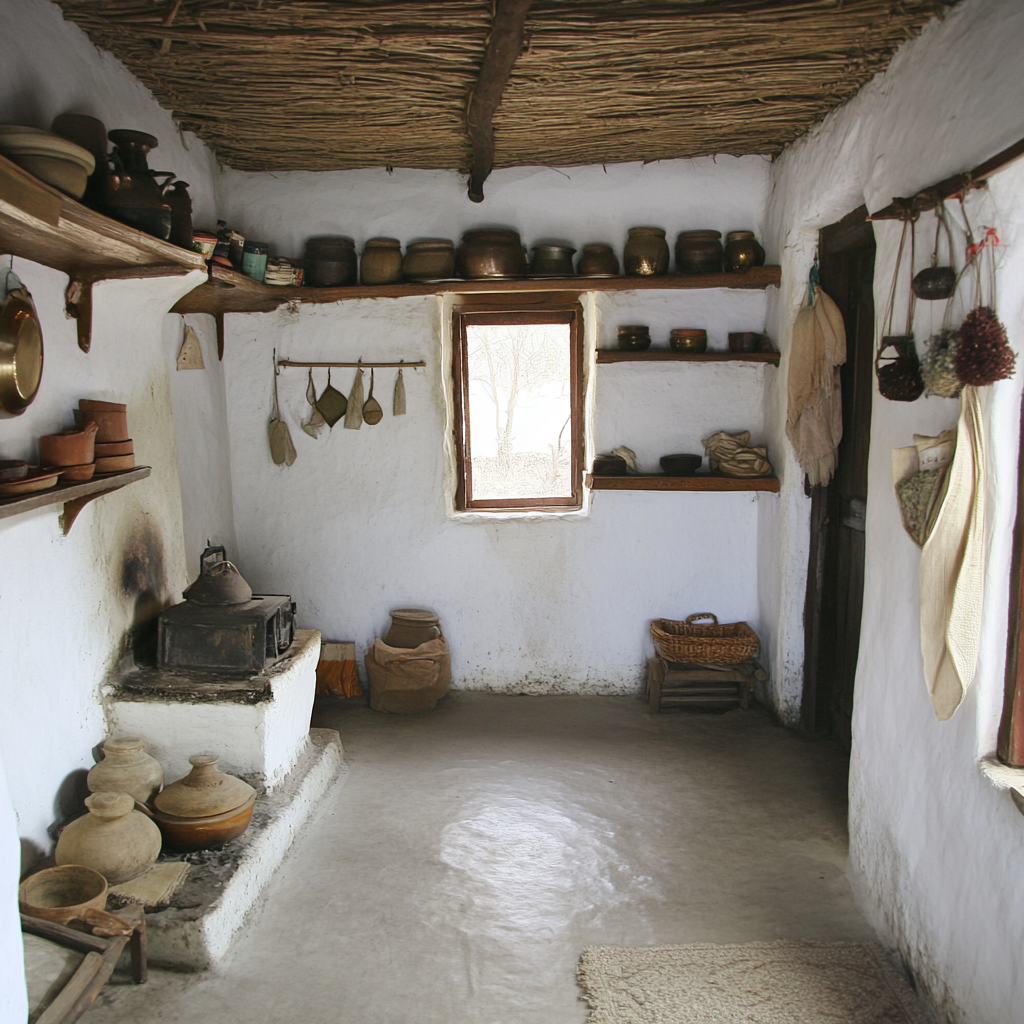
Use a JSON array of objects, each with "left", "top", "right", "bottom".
[
  {"left": 954, "top": 306, "right": 1015, "bottom": 386},
  {"left": 921, "top": 328, "right": 962, "bottom": 398}
]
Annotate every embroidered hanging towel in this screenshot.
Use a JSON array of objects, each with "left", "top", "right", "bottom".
[
  {"left": 786, "top": 285, "right": 846, "bottom": 486},
  {"left": 919, "top": 386, "right": 986, "bottom": 720}
]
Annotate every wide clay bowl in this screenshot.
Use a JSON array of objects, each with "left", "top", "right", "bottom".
[
  {"left": 39, "top": 423, "right": 97, "bottom": 466},
  {"left": 59, "top": 463, "right": 96, "bottom": 482},
  {"left": 150, "top": 793, "right": 256, "bottom": 852},
  {"left": 94, "top": 453, "right": 135, "bottom": 474},
  {"left": 95, "top": 439, "right": 134, "bottom": 457},
  {"left": 660, "top": 453, "right": 703, "bottom": 476},
  {"left": 19, "top": 864, "right": 107, "bottom": 923}
]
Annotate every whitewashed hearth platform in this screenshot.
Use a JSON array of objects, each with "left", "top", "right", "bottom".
[{"left": 106, "top": 629, "right": 321, "bottom": 790}]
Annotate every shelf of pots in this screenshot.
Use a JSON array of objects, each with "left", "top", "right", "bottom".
[{"left": 587, "top": 473, "right": 780, "bottom": 493}]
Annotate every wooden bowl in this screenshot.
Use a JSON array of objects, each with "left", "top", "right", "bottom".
[
  {"left": 151, "top": 793, "right": 256, "bottom": 853},
  {"left": 94, "top": 454, "right": 135, "bottom": 474},
  {"left": 19, "top": 864, "right": 107, "bottom": 923},
  {"left": 95, "top": 440, "right": 134, "bottom": 457},
  {"left": 660, "top": 453, "right": 703, "bottom": 476},
  {"left": 59, "top": 463, "right": 96, "bottom": 482}
]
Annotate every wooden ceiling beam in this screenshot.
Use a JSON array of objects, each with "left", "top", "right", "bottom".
[{"left": 465, "top": 0, "right": 533, "bottom": 202}]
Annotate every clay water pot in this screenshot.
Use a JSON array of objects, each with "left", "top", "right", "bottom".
[
  {"left": 55, "top": 792, "right": 162, "bottom": 885},
  {"left": 384, "top": 608, "right": 442, "bottom": 649},
  {"left": 624, "top": 227, "right": 669, "bottom": 276},
  {"left": 154, "top": 755, "right": 256, "bottom": 820},
  {"left": 675, "top": 230, "right": 723, "bottom": 275},
  {"left": 360, "top": 237, "right": 403, "bottom": 285},
  {"left": 724, "top": 231, "right": 765, "bottom": 272},
  {"left": 457, "top": 229, "right": 528, "bottom": 279},
  {"left": 149, "top": 793, "right": 256, "bottom": 852},
  {"left": 87, "top": 736, "right": 164, "bottom": 805},
  {"left": 39, "top": 421, "right": 97, "bottom": 466}
]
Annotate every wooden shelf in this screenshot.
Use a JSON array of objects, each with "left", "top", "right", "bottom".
[
  {"left": 587, "top": 473, "right": 779, "bottom": 492},
  {"left": 0, "top": 467, "right": 151, "bottom": 533},
  {"left": 597, "top": 349, "right": 780, "bottom": 365},
  {"left": 172, "top": 264, "right": 782, "bottom": 316}
]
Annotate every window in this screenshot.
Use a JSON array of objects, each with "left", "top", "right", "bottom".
[{"left": 451, "top": 302, "right": 584, "bottom": 512}]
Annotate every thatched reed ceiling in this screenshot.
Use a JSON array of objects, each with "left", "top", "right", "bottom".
[{"left": 57, "top": 0, "right": 952, "bottom": 173}]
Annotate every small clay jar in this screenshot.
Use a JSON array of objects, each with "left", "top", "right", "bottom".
[
  {"left": 55, "top": 792, "right": 162, "bottom": 885},
  {"left": 724, "top": 231, "right": 765, "bottom": 272},
  {"left": 402, "top": 240, "right": 456, "bottom": 281},
  {"left": 617, "top": 325, "right": 652, "bottom": 351},
  {"left": 87, "top": 736, "right": 164, "bottom": 805},
  {"left": 675, "top": 230, "right": 723, "bottom": 275},
  {"left": 577, "top": 243, "right": 619, "bottom": 277},
  {"left": 360, "top": 237, "right": 404, "bottom": 285},
  {"left": 624, "top": 227, "right": 669, "bottom": 276},
  {"left": 154, "top": 755, "right": 255, "bottom": 820},
  {"left": 384, "top": 608, "right": 441, "bottom": 649}
]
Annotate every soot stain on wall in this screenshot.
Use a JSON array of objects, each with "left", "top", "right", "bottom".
[{"left": 120, "top": 517, "right": 173, "bottom": 667}]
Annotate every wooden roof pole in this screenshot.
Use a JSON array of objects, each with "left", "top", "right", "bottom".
[{"left": 466, "top": 0, "right": 533, "bottom": 203}]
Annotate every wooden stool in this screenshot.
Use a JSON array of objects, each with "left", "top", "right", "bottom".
[{"left": 646, "top": 653, "right": 766, "bottom": 713}]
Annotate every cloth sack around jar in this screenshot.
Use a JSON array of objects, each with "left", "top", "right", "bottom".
[
  {"left": 365, "top": 637, "right": 451, "bottom": 713},
  {"left": 702, "top": 430, "right": 772, "bottom": 478}
]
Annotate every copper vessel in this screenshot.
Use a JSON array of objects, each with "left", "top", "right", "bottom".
[
  {"left": 457, "top": 229, "right": 528, "bottom": 279},
  {"left": 624, "top": 228, "right": 669, "bottom": 276},
  {"left": 724, "top": 231, "right": 765, "bottom": 272},
  {"left": 577, "top": 243, "right": 619, "bottom": 277},
  {"left": 617, "top": 325, "right": 652, "bottom": 351}
]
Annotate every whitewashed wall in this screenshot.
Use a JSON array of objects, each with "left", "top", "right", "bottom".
[
  {"left": 0, "top": 0, "right": 219, "bottom": 1007},
  {"left": 764, "top": 1, "right": 1024, "bottom": 1020}
]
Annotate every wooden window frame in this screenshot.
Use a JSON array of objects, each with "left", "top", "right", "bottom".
[{"left": 451, "top": 299, "right": 585, "bottom": 513}]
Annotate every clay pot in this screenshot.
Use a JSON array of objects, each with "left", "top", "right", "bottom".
[
  {"left": 384, "top": 608, "right": 442, "bottom": 649},
  {"left": 624, "top": 227, "right": 669, "bottom": 277},
  {"left": 154, "top": 755, "right": 256, "bottom": 820},
  {"left": 79, "top": 402, "right": 128, "bottom": 443},
  {"left": 59, "top": 464, "right": 96, "bottom": 482},
  {"left": 304, "top": 236, "right": 357, "bottom": 288},
  {"left": 577, "top": 243, "right": 619, "bottom": 277},
  {"left": 55, "top": 792, "right": 162, "bottom": 885},
  {"left": 150, "top": 794, "right": 256, "bottom": 852},
  {"left": 95, "top": 439, "right": 133, "bottom": 457},
  {"left": 402, "top": 240, "right": 456, "bottom": 281},
  {"left": 360, "top": 237, "right": 403, "bottom": 285},
  {"left": 39, "top": 422, "right": 98, "bottom": 466},
  {"left": 88, "top": 736, "right": 164, "bottom": 805},
  {"left": 675, "top": 230, "right": 723, "bottom": 275},
  {"left": 94, "top": 454, "right": 135, "bottom": 473},
  {"left": 529, "top": 245, "right": 576, "bottom": 278},
  {"left": 457, "top": 229, "right": 528, "bottom": 279},
  {"left": 617, "top": 325, "right": 652, "bottom": 351},
  {"left": 724, "top": 231, "right": 765, "bottom": 272},
  {"left": 728, "top": 332, "right": 762, "bottom": 352},
  {"left": 669, "top": 329, "right": 708, "bottom": 353}
]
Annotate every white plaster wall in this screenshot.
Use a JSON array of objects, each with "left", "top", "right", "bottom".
[
  {"left": 0, "top": 0, "right": 219, "bottom": 228},
  {"left": 0, "top": 757, "right": 26, "bottom": 1022},
  {"left": 763, "top": 1, "right": 1024, "bottom": 1019}
]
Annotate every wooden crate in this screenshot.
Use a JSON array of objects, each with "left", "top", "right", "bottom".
[{"left": 646, "top": 654, "right": 766, "bottom": 713}]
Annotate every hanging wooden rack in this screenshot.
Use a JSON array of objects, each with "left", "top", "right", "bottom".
[{"left": 277, "top": 359, "right": 425, "bottom": 370}]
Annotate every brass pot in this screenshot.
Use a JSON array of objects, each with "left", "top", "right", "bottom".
[
  {"left": 624, "top": 227, "right": 669, "bottom": 277},
  {"left": 529, "top": 245, "right": 576, "bottom": 278},
  {"left": 577, "top": 243, "right": 619, "bottom": 277},
  {"left": 360, "top": 237, "right": 403, "bottom": 285},
  {"left": 669, "top": 329, "right": 708, "bottom": 353},
  {"left": 675, "top": 230, "right": 723, "bottom": 275},
  {"left": 402, "top": 240, "right": 456, "bottom": 281},
  {"left": 724, "top": 231, "right": 765, "bottom": 272},
  {"left": 617, "top": 325, "right": 652, "bottom": 351},
  {"left": 457, "top": 229, "right": 527, "bottom": 279}
]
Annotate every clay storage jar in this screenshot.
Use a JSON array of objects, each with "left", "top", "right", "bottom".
[
  {"left": 402, "top": 240, "right": 456, "bottom": 281},
  {"left": 360, "top": 237, "right": 403, "bottom": 285},
  {"left": 457, "top": 229, "right": 528, "bottom": 279},
  {"left": 577, "top": 243, "right": 619, "bottom": 277},
  {"left": 724, "top": 231, "right": 765, "bottom": 272},
  {"left": 79, "top": 399, "right": 128, "bottom": 443},
  {"left": 55, "top": 791, "right": 162, "bottom": 885},
  {"left": 384, "top": 608, "right": 442, "bottom": 649},
  {"left": 624, "top": 227, "right": 669, "bottom": 276},
  {"left": 87, "top": 736, "right": 164, "bottom": 804},
  {"left": 675, "top": 230, "right": 723, "bottom": 275},
  {"left": 617, "top": 325, "right": 652, "bottom": 351},
  {"left": 303, "top": 236, "right": 357, "bottom": 287}
]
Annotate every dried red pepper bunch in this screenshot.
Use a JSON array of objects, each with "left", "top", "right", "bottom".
[{"left": 954, "top": 306, "right": 1016, "bottom": 387}]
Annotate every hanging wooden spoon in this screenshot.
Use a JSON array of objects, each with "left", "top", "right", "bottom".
[
  {"left": 363, "top": 368, "right": 383, "bottom": 425},
  {"left": 267, "top": 351, "right": 296, "bottom": 466}
]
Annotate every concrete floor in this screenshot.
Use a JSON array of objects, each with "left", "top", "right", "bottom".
[{"left": 88, "top": 693, "right": 872, "bottom": 1024}]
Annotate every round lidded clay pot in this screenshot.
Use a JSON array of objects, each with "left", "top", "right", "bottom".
[
  {"left": 151, "top": 794, "right": 256, "bottom": 853},
  {"left": 87, "top": 736, "right": 164, "bottom": 805},
  {"left": 577, "top": 243, "right": 619, "bottom": 277},
  {"left": 154, "top": 755, "right": 256, "bottom": 820},
  {"left": 669, "top": 329, "right": 708, "bottom": 353},
  {"left": 360, "top": 237, "right": 403, "bottom": 285},
  {"left": 402, "top": 239, "right": 456, "bottom": 281},
  {"left": 617, "top": 325, "right": 652, "bottom": 351},
  {"left": 55, "top": 791, "right": 162, "bottom": 885},
  {"left": 724, "top": 231, "right": 765, "bottom": 272},
  {"left": 384, "top": 608, "right": 441, "bottom": 649},
  {"left": 623, "top": 227, "right": 669, "bottom": 277},
  {"left": 675, "top": 230, "right": 723, "bottom": 275}
]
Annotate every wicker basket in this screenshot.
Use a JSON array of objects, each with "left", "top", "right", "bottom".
[{"left": 650, "top": 613, "right": 759, "bottom": 665}]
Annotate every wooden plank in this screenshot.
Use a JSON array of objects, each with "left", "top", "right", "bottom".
[
  {"left": 20, "top": 915, "right": 109, "bottom": 954},
  {"left": 597, "top": 350, "right": 779, "bottom": 365},
  {"left": 35, "top": 952, "right": 104, "bottom": 1024},
  {"left": 172, "top": 265, "right": 782, "bottom": 316},
  {"left": 589, "top": 474, "right": 780, "bottom": 493},
  {"left": 999, "top": 387, "right": 1024, "bottom": 766},
  {"left": 0, "top": 467, "right": 151, "bottom": 522},
  {"left": 466, "top": 0, "right": 534, "bottom": 202}
]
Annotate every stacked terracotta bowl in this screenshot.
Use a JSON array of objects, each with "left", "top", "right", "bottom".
[
  {"left": 80, "top": 399, "right": 135, "bottom": 474},
  {"left": 39, "top": 420, "right": 98, "bottom": 482}
]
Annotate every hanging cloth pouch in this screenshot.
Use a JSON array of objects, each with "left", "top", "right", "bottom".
[
  {"left": 315, "top": 368, "right": 347, "bottom": 429},
  {"left": 876, "top": 218, "right": 923, "bottom": 402},
  {"left": 393, "top": 368, "right": 406, "bottom": 416},
  {"left": 302, "top": 368, "right": 327, "bottom": 437},
  {"left": 344, "top": 366, "right": 364, "bottom": 429}
]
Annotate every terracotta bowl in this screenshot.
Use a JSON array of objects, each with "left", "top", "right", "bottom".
[
  {"left": 150, "top": 793, "right": 256, "bottom": 852},
  {"left": 79, "top": 399, "right": 127, "bottom": 413},
  {"left": 95, "top": 454, "right": 135, "bottom": 474},
  {"left": 95, "top": 440, "right": 134, "bottom": 457},
  {"left": 19, "top": 864, "right": 107, "bottom": 923},
  {"left": 86, "top": 411, "right": 129, "bottom": 444},
  {"left": 59, "top": 463, "right": 96, "bottom": 482},
  {"left": 39, "top": 424, "right": 97, "bottom": 466}
]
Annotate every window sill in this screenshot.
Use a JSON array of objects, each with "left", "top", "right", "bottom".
[{"left": 979, "top": 758, "right": 1024, "bottom": 816}]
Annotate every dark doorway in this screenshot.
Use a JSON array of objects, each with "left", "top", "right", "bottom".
[{"left": 801, "top": 207, "right": 876, "bottom": 748}]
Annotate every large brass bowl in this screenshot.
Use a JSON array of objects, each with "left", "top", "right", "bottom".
[{"left": 0, "top": 288, "right": 43, "bottom": 417}]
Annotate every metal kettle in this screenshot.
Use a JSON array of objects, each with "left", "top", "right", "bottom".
[{"left": 183, "top": 545, "right": 253, "bottom": 607}]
